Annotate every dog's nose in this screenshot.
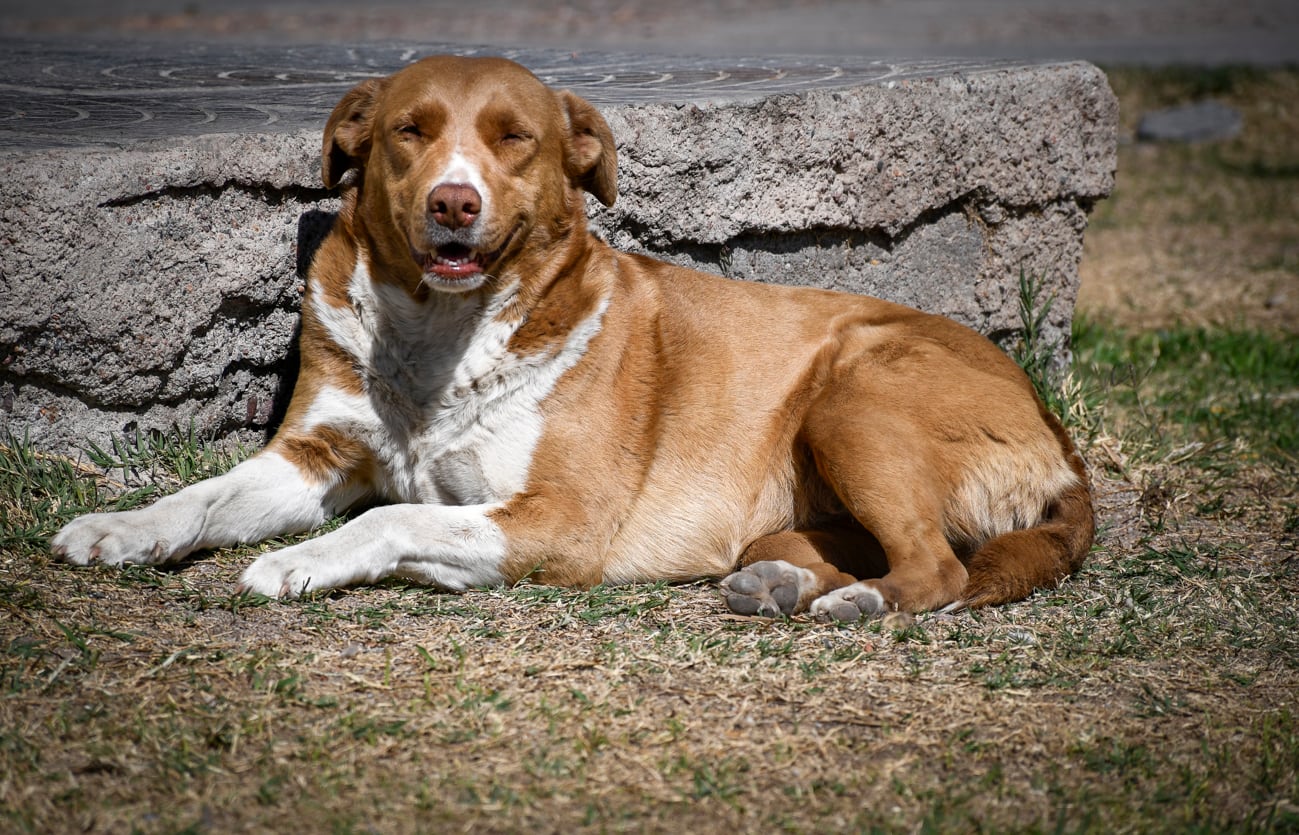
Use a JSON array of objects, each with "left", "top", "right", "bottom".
[{"left": 428, "top": 183, "right": 481, "bottom": 230}]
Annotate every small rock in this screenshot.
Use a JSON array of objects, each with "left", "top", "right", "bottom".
[
  {"left": 1007, "top": 627, "right": 1038, "bottom": 645},
  {"left": 881, "top": 611, "right": 915, "bottom": 630},
  {"left": 1136, "top": 100, "right": 1242, "bottom": 144}
]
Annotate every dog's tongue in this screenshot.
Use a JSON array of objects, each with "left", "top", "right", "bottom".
[{"left": 427, "top": 243, "right": 483, "bottom": 278}]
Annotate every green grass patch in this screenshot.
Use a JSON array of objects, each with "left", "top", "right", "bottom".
[
  {"left": 1074, "top": 318, "right": 1299, "bottom": 464},
  {"left": 0, "top": 434, "right": 142, "bottom": 552},
  {"left": 1103, "top": 65, "right": 1269, "bottom": 111},
  {"left": 0, "top": 423, "right": 250, "bottom": 556},
  {"left": 85, "top": 422, "right": 249, "bottom": 489}
]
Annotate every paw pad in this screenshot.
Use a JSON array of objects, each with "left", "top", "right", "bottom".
[
  {"left": 810, "top": 583, "right": 889, "bottom": 623},
  {"left": 720, "top": 560, "right": 810, "bottom": 618}
]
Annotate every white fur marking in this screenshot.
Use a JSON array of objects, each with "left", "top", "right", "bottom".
[
  {"left": 945, "top": 451, "right": 1080, "bottom": 550},
  {"left": 438, "top": 151, "right": 485, "bottom": 191},
  {"left": 237, "top": 503, "right": 507, "bottom": 598},
  {"left": 308, "top": 253, "right": 606, "bottom": 507},
  {"left": 434, "top": 150, "right": 491, "bottom": 220}
]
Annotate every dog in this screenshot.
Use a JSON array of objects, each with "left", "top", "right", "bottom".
[{"left": 52, "top": 55, "right": 1093, "bottom": 620}]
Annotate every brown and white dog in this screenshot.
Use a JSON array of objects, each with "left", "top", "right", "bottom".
[{"left": 52, "top": 55, "right": 1093, "bottom": 620}]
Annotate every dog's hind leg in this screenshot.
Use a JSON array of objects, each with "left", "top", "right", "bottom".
[
  {"left": 720, "top": 523, "right": 888, "bottom": 618},
  {"left": 958, "top": 412, "right": 1094, "bottom": 608},
  {"left": 798, "top": 387, "right": 972, "bottom": 619}
]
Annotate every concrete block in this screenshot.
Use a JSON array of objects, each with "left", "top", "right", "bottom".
[{"left": 0, "top": 44, "right": 1117, "bottom": 455}]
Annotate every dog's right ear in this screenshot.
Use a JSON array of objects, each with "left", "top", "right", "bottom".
[
  {"left": 558, "top": 90, "right": 617, "bottom": 207},
  {"left": 322, "top": 78, "right": 386, "bottom": 189}
]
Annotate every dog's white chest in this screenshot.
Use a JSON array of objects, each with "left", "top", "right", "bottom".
[{"left": 306, "top": 259, "right": 603, "bottom": 506}]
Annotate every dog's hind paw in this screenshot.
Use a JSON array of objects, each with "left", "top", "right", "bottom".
[
  {"left": 809, "top": 582, "right": 889, "bottom": 622},
  {"left": 720, "top": 560, "right": 818, "bottom": 618}
]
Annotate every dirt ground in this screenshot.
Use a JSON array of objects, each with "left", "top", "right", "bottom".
[
  {"left": 1078, "top": 67, "right": 1299, "bottom": 333},
  {"left": 1, "top": 460, "right": 1295, "bottom": 833}
]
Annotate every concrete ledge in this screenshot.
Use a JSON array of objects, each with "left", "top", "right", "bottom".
[{"left": 0, "top": 41, "right": 1117, "bottom": 454}]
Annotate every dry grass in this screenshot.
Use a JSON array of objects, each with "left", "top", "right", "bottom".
[
  {"left": 2, "top": 465, "right": 1296, "bottom": 833},
  {"left": 3, "top": 68, "right": 1299, "bottom": 833},
  {"left": 1079, "top": 67, "right": 1299, "bottom": 333}
]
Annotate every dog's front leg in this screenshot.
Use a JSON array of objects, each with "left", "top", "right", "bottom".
[
  {"left": 51, "top": 452, "right": 336, "bottom": 567},
  {"left": 235, "top": 504, "right": 508, "bottom": 599}
]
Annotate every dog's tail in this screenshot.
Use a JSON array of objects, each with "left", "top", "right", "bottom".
[{"left": 955, "top": 409, "right": 1094, "bottom": 610}]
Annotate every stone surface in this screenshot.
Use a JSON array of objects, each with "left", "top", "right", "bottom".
[
  {"left": 1136, "top": 100, "right": 1243, "bottom": 143},
  {"left": 0, "top": 40, "right": 1118, "bottom": 455}
]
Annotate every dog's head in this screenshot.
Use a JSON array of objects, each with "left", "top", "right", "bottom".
[{"left": 322, "top": 55, "right": 617, "bottom": 294}]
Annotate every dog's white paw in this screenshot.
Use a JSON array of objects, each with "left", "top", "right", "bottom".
[
  {"left": 720, "top": 560, "right": 818, "bottom": 618},
  {"left": 51, "top": 512, "right": 178, "bottom": 567},
  {"left": 810, "top": 582, "right": 889, "bottom": 622},
  {"left": 236, "top": 550, "right": 320, "bottom": 600}
]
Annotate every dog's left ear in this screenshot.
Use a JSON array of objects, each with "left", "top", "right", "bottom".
[
  {"left": 322, "top": 78, "right": 386, "bottom": 189},
  {"left": 558, "top": 90, "right": 617, "bottom": 207}
]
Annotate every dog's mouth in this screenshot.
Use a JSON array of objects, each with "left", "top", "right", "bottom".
[
  {"left": 413, "top": 225, "right": 522, "bottom": 289},
  {"left": 419, "top": 243, "right": 487, "bottom": 280}
]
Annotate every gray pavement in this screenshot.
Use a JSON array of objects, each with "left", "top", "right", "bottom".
[{"left": 3, "top": 0, "right": 1298, "bottom": 65}]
